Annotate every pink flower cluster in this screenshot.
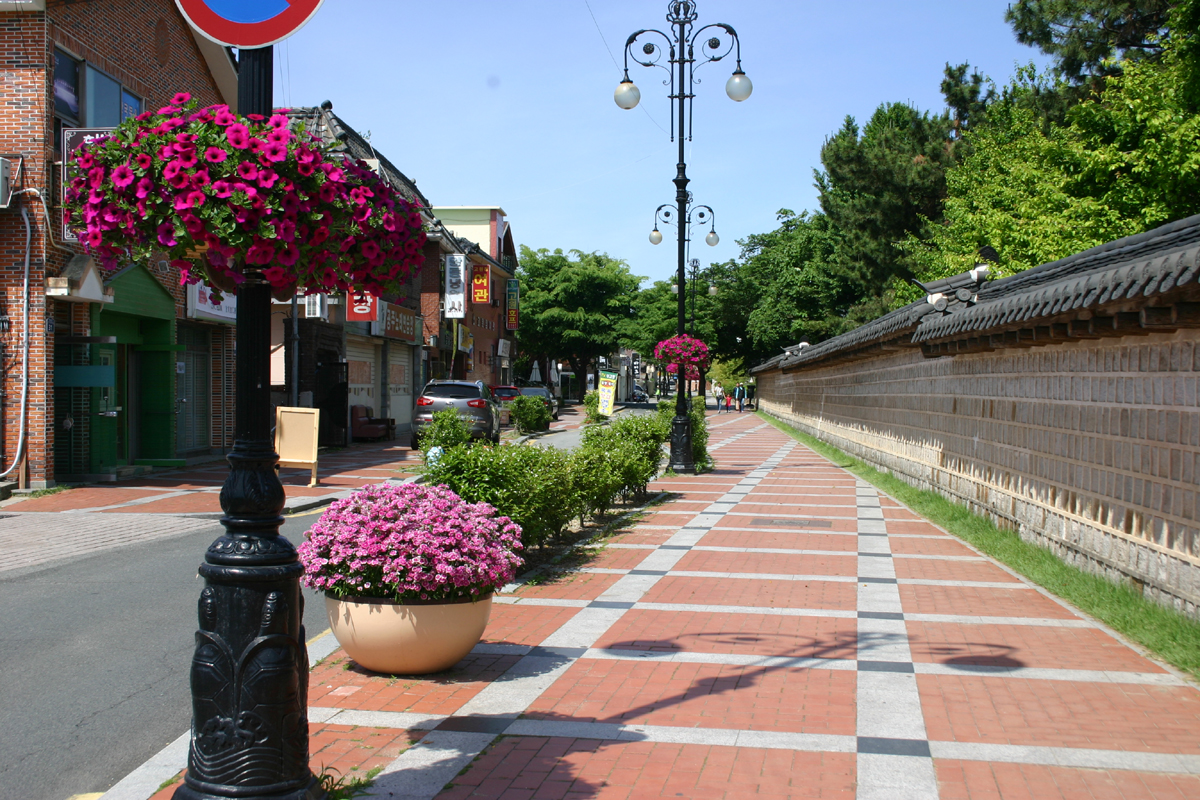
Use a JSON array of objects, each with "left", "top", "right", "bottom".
[
  {"left": 654, "top": 334, "right": 710, "bottom": 374},
  {"left": 63, "top": 92, "right": 427, "bottom": 299},
  {"left": 297, "top": 483, "right": 523, "bottom": 602}
]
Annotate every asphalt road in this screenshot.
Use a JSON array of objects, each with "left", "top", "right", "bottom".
[{"left": 0, "top": 513, "right": 329, "bottom": 800}]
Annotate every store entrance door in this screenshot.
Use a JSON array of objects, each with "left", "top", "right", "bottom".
[{"left": 176, "top": 325, "right": 212, "bottom": 455}]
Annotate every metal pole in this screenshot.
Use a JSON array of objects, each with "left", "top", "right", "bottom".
[
  {"left": 289, "top": 295, "right": 300, "bottom": 407},
  {"left": 176, "top": 46, "right": 322, "bottom": 800},
  {"left": 668, "top": 11, "right": 695, "bottom": 473}
]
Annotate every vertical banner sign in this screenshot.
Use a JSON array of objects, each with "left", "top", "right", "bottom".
[
  {"left": 506, "top": 278, "right": 520, "bottom": 330},
  {"left": 471, "top": 264, "right": 490, "bottom": 304},
  {"left": 345, "top": 293, "right": 378, "bottom": 322},
  {"left": 444, "top": 254, "right": 466, "bottom": 319},
  {"left": 598, "top": 370, "right": 618, "bottom": 417}
]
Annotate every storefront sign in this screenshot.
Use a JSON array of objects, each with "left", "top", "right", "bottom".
[
  {"left": 496, "top": 339, "right": 512, "bottom": 358},
  {"left": 378, "top": 302, "right": 418, "bottom": 343},
  {"left": 176, "top": 0, "right": 326, "bottom": 48},
  {"left": 506, "top": 278, "right": 519, "bottom": 330},
  {"left": 445, "top": 254, "right": 466, "bottom": 319},
  {"left": 187, "top": 281, "right": 237, "bottom": 323},
  {"left": 471, "top": 264, "right": 490, "bottom": 304},
  {"left": 61, "top": 127, "right": 114, "bottom": 243},
  {"left": 346, "top": 293, "right": 378, "bottom": 322},
  {"left": 598, "top": 370, "right": 618, "bottom": 417}
]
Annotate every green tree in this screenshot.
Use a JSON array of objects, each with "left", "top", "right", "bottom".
[
  {"left": 516, "top": 247, "right": 640, "bottom": 401},
  {"left": 1006, "top": 0, "right": 1177, "bottom": 86},
  {"left": 816, "top": 102, "right": 957, "bottom": 291}
]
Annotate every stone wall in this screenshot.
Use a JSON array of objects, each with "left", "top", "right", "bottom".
[{"left": 755, "top": 330, "right": 1200, "bottom": 617}]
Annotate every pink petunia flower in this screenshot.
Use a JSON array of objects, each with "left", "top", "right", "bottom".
[
  {"left": 111, "top": 164, "right": 135, "bottom": 189},
  {"left": 204, "top": 147, "right": 228, "bottom": 163},
  {"left": 236, "top": 162, "right": 258, "bottom": 181},
  {"left": 171, "top": 92, "right": 192, "bottom": 105},
  {"left": 211, "top": 180, "right": 233, "bottom": 198},
  {"left": 257, "top": 169, "right": 279, "bottom": 189},
  {"left": 225, "top": 123, "right": 250, "bottom": 149},
  {"left": 268, "top": 113, "right": 290, "bottom": 129},
  {"left": 214, "top": 110, "right": 237, "bottom": 127},
  {"left": 134, "top": 153, "right": 153, "bottom": 170},
  {"left": 156, "top": 222, "right": 177, "bottom": 246}
]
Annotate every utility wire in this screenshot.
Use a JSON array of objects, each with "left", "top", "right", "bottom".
[{"left": 583, "top": 0, "right": 669, "bottom": 137}]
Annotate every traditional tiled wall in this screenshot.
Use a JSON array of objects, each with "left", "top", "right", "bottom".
[{"left": 756, "top": 331, "right": 1200, "bottom": 617}]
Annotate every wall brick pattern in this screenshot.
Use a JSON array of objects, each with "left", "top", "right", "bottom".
[{"left": 756, "top": 331, "right": 1200, "bottom": 617}]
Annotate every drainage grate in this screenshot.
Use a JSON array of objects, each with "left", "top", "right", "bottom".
[{"left": 751, "top": 517, "right": 833, "bottom": 528}]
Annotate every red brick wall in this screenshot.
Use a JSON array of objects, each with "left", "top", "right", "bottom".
[{"left": 0, "top": 3, "right": 228, "bottom": 484}]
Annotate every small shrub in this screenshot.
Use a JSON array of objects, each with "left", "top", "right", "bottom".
[
  {"left": 569, "top": 442, "right": 626, "bottom": 517},
  {"left": 509, "top": 395, "right": 550, "bottom": 433},
  {"left": 583, "top": 390, "right": 603, "bottom": 423},
  {"left": 419, "top": 408, "right": 471, "bottom": 456},
  {"left": 425, "top": 444, "right": 579, "bottom": 547},
  {"left": 690, "top": 395, "right": 710, "bottom": 467},
  {"left": 579, "top": 416, "right": 664, "bottom": 501}
]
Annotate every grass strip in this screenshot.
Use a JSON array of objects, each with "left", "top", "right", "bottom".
[{"left": 756, "top": 411, "right": 1200, "bottom": 680}]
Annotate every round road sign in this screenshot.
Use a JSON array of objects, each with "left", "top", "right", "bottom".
[{"left": 176, "top": 0, "right": 326, "bottom": 49}]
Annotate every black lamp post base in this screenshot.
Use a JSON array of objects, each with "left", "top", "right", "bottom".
[
  {"left": 668, "top": 412, "right": 695, "bottom": 473},
  {"left": 173, "top": 776, "right": 323, "bottom": 800}
]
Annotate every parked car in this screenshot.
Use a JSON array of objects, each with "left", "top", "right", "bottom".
[
  {"left": 411, "top": 380, "right": 501, "bottom": 449},
  {"left": 630, "top": 387, "right": 649, "bottom": 403},
  {"left": 519, "top": 385, "right": 559, "bottom": 421},
  {"left": 490, "top": 385, "right": 521, "bottom": 404}
]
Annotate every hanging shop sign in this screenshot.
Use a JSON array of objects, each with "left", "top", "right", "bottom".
[
  {"left": 505, "top": 278, "right": 519, "bottom": 330},
  {"left": 471, "top": 264, "right": 490, "bottom": 304},
  {"left": 345, "top": 293, "right": 378, "bottom": 322},
  {"left": 176, "top": 0, "right": 326, "bottom": 48},
  {"left": 598, "top": 370, "right": 618, "bottom": 417},
  {"left": 187, "top": 281, "right": 238, "bottom": 323},
  {"left": 444, "top": 254, "right": 466, "bottom": 319},
  {"left": 375, "top": 302, "right": 418, "bottom": 343},
  {"left": 61, "top": 128, "right": 114, "bottom": 243}
]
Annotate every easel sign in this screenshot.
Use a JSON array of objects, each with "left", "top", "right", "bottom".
[{"left": 275, "top": 406, "right": 320, "bottom": 487}]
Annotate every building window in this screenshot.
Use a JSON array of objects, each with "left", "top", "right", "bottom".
[{"left": 54, "top": 49, "right": 144, "bottom": 150}]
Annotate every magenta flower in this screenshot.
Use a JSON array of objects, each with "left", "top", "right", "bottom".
[
  {"left": 268, "top": 113, "right": 290, "bottom": 129},
  {"left": 156, "top": 222, "right": 177, "bottom": 246},
  {"left": 257, "top": 169, "right": 278, "bottom": 189},
  {"left": 190, "top": 170, "right": 210, "bottom": 188},
  {"left": 212, "top": 180, "right": 233, "bottom": 198},
  {"left": 236, "top": 162, "right": 258, "bottom": 180},
  {"left": 246, "top": 240, "right": 276, "bottom": 265},
  {"left": 214, "top": 110, "right": 237, "bottom": 126},
  {"left": 171, "top": 92, "right": 192, "bottom": 105},
  {"left": 204, "top": 147, "right": 228, "bottom": 163},
  {"left": 111, "top": 164, "right": 135, "bottom": 189},
  {"left": 262, "top": 265, "right": 288, "bottom": 284},
  {"left": 225, "top": 123, "right": 250, "bottom": 148},
  {"left": 134, "top": 153, "right": 152, "bottom": 170}
]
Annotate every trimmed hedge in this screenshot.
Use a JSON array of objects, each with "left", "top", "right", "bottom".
[{"left": 509, "top": 394, "right": 550, "bottom": 433}]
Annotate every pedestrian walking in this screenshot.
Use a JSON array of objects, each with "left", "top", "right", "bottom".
[
  {"left": 746, "top": 382, "right": 756, "bottom": 411},
  {"left": 733, "top": 382, "right": 746, "bottom": 412},
  {"left": 713, "top": 381, "right": 725, "bottom": 413},
  {"left": 725, "top": 392, "right": 733, "bottom": 413}
]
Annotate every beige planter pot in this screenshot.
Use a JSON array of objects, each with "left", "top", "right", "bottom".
[{"left": 325, "top": 593, "right": 492, "bottom": 675}]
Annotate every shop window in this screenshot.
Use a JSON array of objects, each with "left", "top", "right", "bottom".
[{"left": 53, "top": 49, "right": 144, "bottom": 152}]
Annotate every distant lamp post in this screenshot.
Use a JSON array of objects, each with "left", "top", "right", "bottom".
[{"left": 616, "top": 0, "right": 750, "bottom": 473}]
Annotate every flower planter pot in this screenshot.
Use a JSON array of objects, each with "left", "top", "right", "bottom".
[{"left": 325, "top": 593, "right": 492, "bottom": 675}]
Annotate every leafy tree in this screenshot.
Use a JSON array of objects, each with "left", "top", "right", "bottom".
[
  {"left": 815, "top": 102, "right": 957, "bottom": 290},
  {"left": 516, "top": 247, "right": 640, "bottom": 401},
  {"left": 942, "top": 62, "right": 997, "bottom": 137},
  {"left": 1006, "top": 0, "right": 1177, "bottom": 86}
]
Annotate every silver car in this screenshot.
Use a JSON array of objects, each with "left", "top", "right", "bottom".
[{"left": 411, "top": 380, "right": 501, "bottom": 449}]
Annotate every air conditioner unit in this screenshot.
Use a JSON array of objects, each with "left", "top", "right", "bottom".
[
  {"left": 0, "top": 158, "right": 12, "bottom": 209},
  {"left": 304, "top": 294, "right": 328, "bottom": 320}
]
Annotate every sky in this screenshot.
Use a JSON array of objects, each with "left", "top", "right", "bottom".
[{"left": 273, "top": 0, "right": 1051, "bottom": 286}]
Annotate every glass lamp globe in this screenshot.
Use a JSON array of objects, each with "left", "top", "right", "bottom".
[
  {"left": 614, "top": 80, "right": 641, "bottom": 110},
  {"left": 649, "top": 229, "right": 663, "bottom": 245},
  {"left": 726, "top": 70, "right": 753, "bottom": 102},
  {"left": 705, "top": 230, "right": 720, "bottom": 246}
]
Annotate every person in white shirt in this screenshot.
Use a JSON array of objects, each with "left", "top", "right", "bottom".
[{"left": 713, "top": 381, "right": 725, "bottom": 413}]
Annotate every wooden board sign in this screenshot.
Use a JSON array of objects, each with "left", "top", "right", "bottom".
[{"left": 275, "top": 406, "right": 320, "bottom": 487}]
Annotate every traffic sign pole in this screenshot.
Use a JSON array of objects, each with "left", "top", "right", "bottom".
[{"left": 172, "top": 14, "right": 324, "bottom": 798}]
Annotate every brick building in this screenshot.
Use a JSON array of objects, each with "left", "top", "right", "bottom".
[
  {"left": 0, "top": 1, "right": 237, "bottom": 486},
  {"left": 753, "top": 215, "right": 1200, "bottom": 617}
]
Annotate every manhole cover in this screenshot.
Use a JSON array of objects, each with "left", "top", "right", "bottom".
[{"left": 751, "top": 517, "right": 832, "bottom": 528}]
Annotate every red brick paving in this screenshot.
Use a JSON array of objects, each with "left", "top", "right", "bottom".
[
  {"left": 309, "top": 649, "right": 521, "bottom": 715},
  {"left": 918, "top": 675, "right": 1200, "bottom": 753},
  {"left": 713, "top": 515, "right": 861, "bottom": 533},
  {"left": 698, "top": 529, "right": 859, "bottom": 551},
  {"left": 102, "top": 493, "right": 224, "bottom": 513},
  {"left": 606, "top": 528, "right": 676, "bottom": 546},
  {"left": 894, "top": 557, "right": 1022, "bottom": 583},
  {"left": 936, "top": 760, "right": 1200, "bottom": 800},
  {"left": 889, "top": 536, "right": 979, "bottom": 557},
  {"left": 511, "top": 571, "right": 623, "bottom": 601},
  {"left": 900, "top": 584, "right": 1083, "bottom": 619},
  {"left": 643, "top": 575, "right": 857, "bottom": 610},
  {"left": 906, "top": 621, "right": 1165, "bottom": 672},
  {"left": 584, "top": 547, "right": 652, "bottom": 570},
  {"left": 437, "top": 738, "right": 856, "bottom": 800},
  {"left": 674, "top": 549, "right": 857, "bottom": 577},
  {"left": 886, "top": 520, "right": 952, "bottom": 536},
  {"left": 527, "top": 659, "right": 857, "bottom": 734},
  {"left": 595, "top": 609, "right": 858, "bottom": 659},
  {"left": 484, "top": 604, "right": 583, "bottom": 646},
  {"left": 11, "top": 487, "right": 163, "bottom": 511}
]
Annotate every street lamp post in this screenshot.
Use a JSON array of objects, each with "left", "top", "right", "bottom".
[{"left": 616, "top": 0, "right": 750, "bottom": 474}]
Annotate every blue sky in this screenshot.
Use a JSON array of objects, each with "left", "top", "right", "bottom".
[{"left": 275, "top": 0, "right": 1050, "bottom": 285}]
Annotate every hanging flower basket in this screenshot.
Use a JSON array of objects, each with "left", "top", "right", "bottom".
[
  {"left": 63, "top": 93, "right": 426, "bottom": 300},
  {"left": 655, "top": 333, "right": 710, "bottom": 379}
]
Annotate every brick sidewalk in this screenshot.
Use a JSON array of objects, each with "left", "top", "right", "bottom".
[
  {"left": 141, "top": 412, "right": 1200, "bottom": 800},
  {"left": 2, "top": 438, "right": 421, "bottom": 516}
]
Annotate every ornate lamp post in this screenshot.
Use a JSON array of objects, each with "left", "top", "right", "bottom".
[
  {"left": 176, "top": 47, "right": 322, "bottom": 800},
  {"left": 616, "top": 0, "right": 750, "bottom": 473}
]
